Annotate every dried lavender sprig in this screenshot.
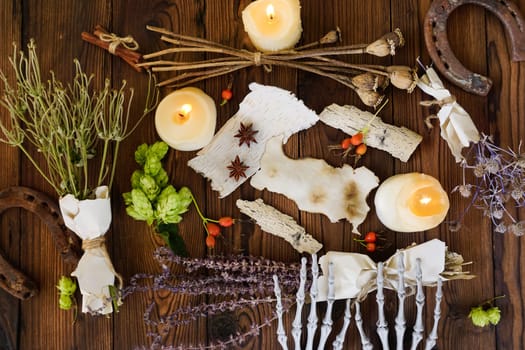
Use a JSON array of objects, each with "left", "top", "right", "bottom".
[{"left": 154, "top": 247, "right": 303, "bottom": 273}]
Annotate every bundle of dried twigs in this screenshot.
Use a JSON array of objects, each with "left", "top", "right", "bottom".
[{"left": 140, "top": 26, "right": 418, "bottom": 108}]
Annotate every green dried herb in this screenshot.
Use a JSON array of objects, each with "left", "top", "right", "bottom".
[{"left": 0, "top": 40, "right": 159, "bottom": 199}]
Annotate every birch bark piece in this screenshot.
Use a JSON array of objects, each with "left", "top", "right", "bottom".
[
  {"left": 236, "top": 198, "right": 322, "bottom": 254},
  {"left": 188, "top": 83, "right": 318, "bottom": 198},
  {"left": 250, "top": 136, "right": 379, "bottom": 234},
  {"left": 319, "top": 104, "right": 422, "bottom": 162}
]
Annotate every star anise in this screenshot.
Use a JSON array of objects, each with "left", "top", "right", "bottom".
[
  {"left": 227, "top": 156, "right": 249, "bottom": 181},
  {"left": 234, "top": 122, "right": 258, "bottom": 147}
]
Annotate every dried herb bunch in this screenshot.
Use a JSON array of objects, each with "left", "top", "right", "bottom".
[
  {"left": 0, "top": 40, "right": 159, "bottom": 199},
  {"left": 122, "top": 247, "right": 308, "bottom": 349},
  {"left": 452, "top": 135, "right": 525, "bottom": 235},
  {"left": 139, "top": 26, "right": 417, "bottom": 108}
]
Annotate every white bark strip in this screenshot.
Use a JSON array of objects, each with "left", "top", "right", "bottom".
[
  {"left": 319, "top": 103, "right": 422, "bottom": 162},
  {"left": 236, "top": 199, "right": 322, "bottom": 254},
  {"left": 188, "top": 83, "right": 318, "bottom": 198}
]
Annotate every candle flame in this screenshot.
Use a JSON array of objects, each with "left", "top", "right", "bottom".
[
  {"left": 266, "top": 4, "right": 275, "bottom": 21},
  {"left": 419, "top": 196, "right": 432, "bottom": 205},
  {"left": 178, "top": 104, "right": 193, "bottom": 118}
]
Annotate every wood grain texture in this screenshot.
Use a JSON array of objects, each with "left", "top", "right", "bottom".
[{"left": 0, "top": 0, "right": 523, "bottom": 349}]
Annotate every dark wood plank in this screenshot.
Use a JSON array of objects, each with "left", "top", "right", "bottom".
[
  {"left": 0, "top": 1, "right": 22, "bottom": 349},
  {"left": 487, "top": 1, "right": 525, "bottom": 349}
]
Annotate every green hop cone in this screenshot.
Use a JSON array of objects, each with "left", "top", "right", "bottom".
[
  {"left": 59, "top": 294, "right": 73, "bottom": 310},
  {"left": 469, "top": 306, "right": 491, "bottom": 327},
  {"left": 486, "top": 306, "right": 501, "bottom": 325},
  {"left": 57, "top": 276, "right": 77, "bottom": 296}
]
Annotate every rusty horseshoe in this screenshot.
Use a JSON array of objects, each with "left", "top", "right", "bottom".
[
  {"left": 424, "top": 0, "right": 525, "bottom": 95},
  {"left": 0, "top": 187, "right": 81, "bottom": 300}
]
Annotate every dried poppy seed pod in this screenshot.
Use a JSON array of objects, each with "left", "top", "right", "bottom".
[
  {"left": 319, "top": 27, "right": 342, "bottom": 45},
  {"left": 356, "top": 88, "right": 385, "bottom": 108},
  {"left": 351, "top": 72, "right": 389, "bottom": 91},
  {"left": 365, "top": 28, "right": 405, "bottom": 57},
  {"left": 386, "top": 66, "right": 418, "bottom": 93}
]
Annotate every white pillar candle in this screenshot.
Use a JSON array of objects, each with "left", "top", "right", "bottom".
[
  {"left": 374, "top": 173, "right": 449, "bottom": 232},
  {"left": 242, "top": 0, "right": 302, "bottom": 52},
  {"left": 155, "top": 87, "right": 217, "bottom": 151}
]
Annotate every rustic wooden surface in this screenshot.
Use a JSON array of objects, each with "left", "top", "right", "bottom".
[{"left": 0, "top": 0, "right": 523, "bottom": 349}]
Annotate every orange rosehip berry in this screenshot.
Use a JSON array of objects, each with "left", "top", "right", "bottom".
[
  {"left": 206, "top": 235, "right": 216, "bottom": 248},
  {"left": 206, "top": 222, "right": 221, "bottom": 237},
  {"left": 218, "top": 216, "right": 234, "bottom": 227},
  {"left": 341, "top": 138, "right": 352, "bottom": 150},
  {"left": 355, "top": 143, "right": 367, "bottom": 155},
  {"left": 350, "top": 132, "right": 364, "bottom": 146}
]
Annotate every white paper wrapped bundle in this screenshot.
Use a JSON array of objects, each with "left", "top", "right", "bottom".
[
  {"left": 417, "top": 67, "right": 480, "bottom": 162},
  {"left": 59, "top": 186, "right": 122, "bottom": 315}
]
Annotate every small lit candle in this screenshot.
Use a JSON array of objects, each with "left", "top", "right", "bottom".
[
  {"left": 155, "top": 87, "right": 217, "bottom": 151},
  {"left": 374, "top": 173, "right": 450, "bottom": 232},
  {"left": 242, "top": 0, "right": 302, "bottom": 52}
]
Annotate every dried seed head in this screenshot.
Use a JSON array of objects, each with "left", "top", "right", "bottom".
[
  {"left": 319, "top": 27, "right": 342, "bottom": 45},
  {"left": 351, "top": 72, "right": 389, "bottom": 91},
  {"left": 355, "top": 88, "right": 385, "bottom": 109},
  {"left": 473, "top": 163, "right": 485, "bottom": 178},
  {"left": 386, "top": 66, "right": 418, "bottom": 93},
  {"left": 511, "top": 188, "right": 523, "bottom": 201},
  {"left": 453, "top": 184, "right": 472, "bottom": 198},
  {"left": 508, "top": 222, "right": 525, "bottom": 236},
  {"left": 485, "top": 158, "right": 500, "bottom": 174},
  {"left": 494, "top": 223, "right": 507, "bottom": 234},
  {"left": 492, "top": 209, "right": 504, "bottom": 220},
  {"left": 365, "top": 28, "right": 405, "bottom": 57}
]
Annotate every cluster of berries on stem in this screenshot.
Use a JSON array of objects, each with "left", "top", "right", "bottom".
[
  {"left": 189, "top": 195, "right": 235, "bottom": 249},
  {"left": 353, "top": 231, "right": 388, "bottom": 253}
]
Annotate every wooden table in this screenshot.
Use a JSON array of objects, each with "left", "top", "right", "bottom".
[{"left": 0, "top": 0, "right": 523, "bottom": 349}]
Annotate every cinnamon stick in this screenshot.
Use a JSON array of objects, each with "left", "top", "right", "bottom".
[{"left": 81, "top": 31, "right": 143, "bottom": 72}]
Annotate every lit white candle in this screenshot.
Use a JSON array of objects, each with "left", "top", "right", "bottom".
[
  {"left": 242, "top": 0, "right": 302, "bottom": 52},
  {"left": 155, "top": 87, "right": 217, "bottom": 151},
  {"left": 374, "top": 173, "right": 449, "bottom": 232}
]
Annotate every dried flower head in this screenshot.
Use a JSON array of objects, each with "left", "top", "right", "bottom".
[
  {"left": 319, "top": 27, "right": 342, "bottom": 45},
  {"left": 355, "top": 88, "right": 385, "bottom": 109},
  {"left": 351, "top": 72, "right": 389, "bottom": 91},
  {"left": 365, "top": 28, "right": 404, "bottom": 57},
  {"left": 386, "top": 66, "right": 418, "bottom": 93}
]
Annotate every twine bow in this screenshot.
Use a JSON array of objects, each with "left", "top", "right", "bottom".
[
  {"left": 98, "top": 32, "right": 139, "bottom": 55},
  {"left": 82, "top": 236, "right": 123, "bottom": 289}
]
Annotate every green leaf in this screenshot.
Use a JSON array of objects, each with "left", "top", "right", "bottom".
[
  {"left": 148, "top": 141, "right": 169, "bottom": 160},
  {"left": 157, "top": 223, "right": 188, "bottom": 256},
  {"left": 135, "top": 144, "right": 149, "bottom": 166}
]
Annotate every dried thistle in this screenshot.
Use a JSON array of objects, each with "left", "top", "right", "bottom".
[{"left": 453, "top": 135, "right": 525, "bottom": 236}]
